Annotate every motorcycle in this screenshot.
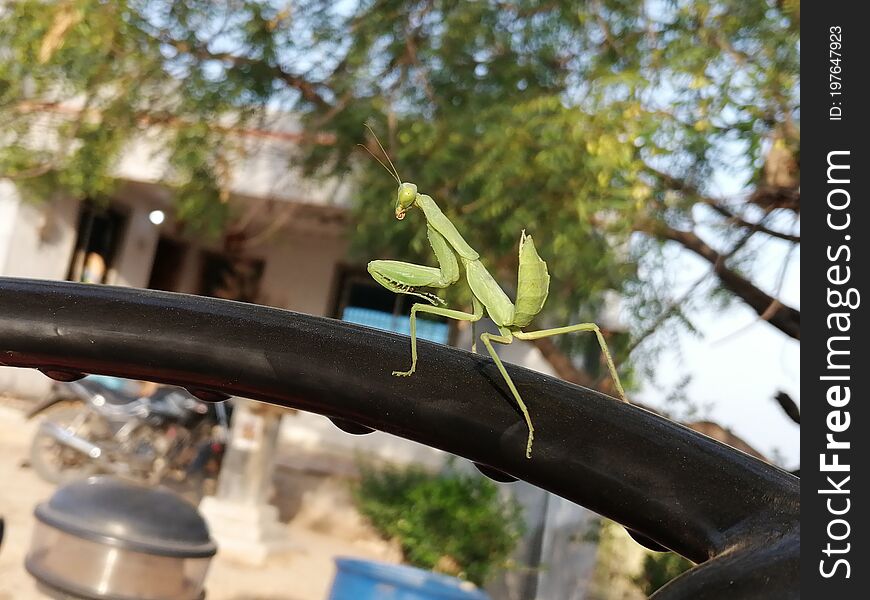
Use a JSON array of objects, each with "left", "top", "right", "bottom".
[{"left": 27, "top": 376, "right": 229, "bottom": 486}]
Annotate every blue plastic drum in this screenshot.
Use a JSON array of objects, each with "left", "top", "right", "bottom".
[{"left": 329, "top": 558, "right": 491, "bottom": 600}]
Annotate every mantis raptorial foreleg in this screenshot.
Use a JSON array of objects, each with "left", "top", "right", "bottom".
[
  {"left": 368, "top": 226, "right": 460, "bottom": 305},
  {"left": 393, "top": 298, "right": 483, "bottom": 377},
  {"left": 514, "top": 323, "right": 626, "bottom": 402},
  {"left": 478, "top": 329, "right": 536, "bottom": 459}
]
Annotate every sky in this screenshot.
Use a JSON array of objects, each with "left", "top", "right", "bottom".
[{"left": 635, "top": 168, "right": 800, "bottom": 469}]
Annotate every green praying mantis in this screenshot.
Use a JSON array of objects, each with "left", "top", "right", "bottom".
[{"left": 361, "top": 132, "right": 628, "bottom": 459}]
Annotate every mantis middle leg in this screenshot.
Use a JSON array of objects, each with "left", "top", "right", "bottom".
[
  {"left": 393, "top": 298, "right": 484, "bottom": 377},
  {"left": 479, "top": 328, "right": 537, "bottom": 459},
  {"left": 514, "top": 323, "right": 627, "bottom": 402}
]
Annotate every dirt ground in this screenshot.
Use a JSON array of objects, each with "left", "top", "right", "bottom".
[{"left": 0, "top": 402, "right": 398, "bottom": 600}]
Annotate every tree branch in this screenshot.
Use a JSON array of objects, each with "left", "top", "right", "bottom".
[
  {"left": 647, "top": 166, "right": 800, "bottom": 242},
  {"left": 12, "top": 100, "right": 336, "bottom": 145},
  {"left": 775, "top": 391, "right": 800, "bottom": 425},
  {"left": 1, "top": 162, "right": 56, "bottom": 180},
  {"left": 163, "top": 38, "right": 333, "bottom": 110},
  {"left": 701, "top": 198, "right": 800, "bottom": 243},
  {"left": 748, "top": 184, "right": 800, "bottom": 214},
  {"left": 646, "top": 223, "right": 800, "bottom": 340}
]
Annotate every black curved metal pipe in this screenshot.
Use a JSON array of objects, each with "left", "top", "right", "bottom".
[{"left": 0, "top": 278, "right": 798, "bottom": 597}]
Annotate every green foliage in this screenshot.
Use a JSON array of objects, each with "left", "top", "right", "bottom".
[
  {"left": 1, "top": 0, "right": 800, "bottom": 372},
  {"left": 293, "top": 0, "right": 799, "bottom": 369},
  {"left": 353, "top": 462, "right": 524, "bottom": 586},
  {"left": 634, "top": 552, "right": 694, "bottom": 596}
]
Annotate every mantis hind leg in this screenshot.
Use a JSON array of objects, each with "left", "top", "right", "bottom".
[
  {"left": 479, "top": 330, "right": 535, "bottom": 459},
  {"left": 394, "top": 302, "right": 483, "bottom": 377},
  {"left": 514, "top": 323, "right": 627, "bottom": 402}
]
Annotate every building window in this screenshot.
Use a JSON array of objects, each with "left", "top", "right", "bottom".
[
  {"left": 67, "top": 203, "right": 127, "bottom": 284},
  {"left": 332, "top": 269, "right": 450, "bottom": 345}
]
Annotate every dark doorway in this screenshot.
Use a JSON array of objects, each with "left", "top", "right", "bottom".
[
  {"left": 67, "top": 203, "right": 127, "bottom": 283},
  {"left": 148, "top": 237, "right": 189, "bottom": 292}
]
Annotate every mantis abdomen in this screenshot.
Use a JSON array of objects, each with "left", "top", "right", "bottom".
[{"left": 513, "top": 232, "right": 550, "bottom": 328}]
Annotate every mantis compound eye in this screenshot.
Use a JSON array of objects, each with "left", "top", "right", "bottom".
[
  {"left": 397, "top": 183, "right": 418, "bottom": 208},
  {"left": 395, "top": 183, "right": 417, "bottom": 220}
]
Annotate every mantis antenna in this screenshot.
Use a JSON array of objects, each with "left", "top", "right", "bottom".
[
  {"left": 357, "top": 143, "right": 401, "bottom": 185},
  {"left": 359, "top": 124, "right": 402, "bottom": 184}
]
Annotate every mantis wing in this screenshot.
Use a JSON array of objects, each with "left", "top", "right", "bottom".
[{"left": 513, "top": 231, "right": 550, "bottom": 328}]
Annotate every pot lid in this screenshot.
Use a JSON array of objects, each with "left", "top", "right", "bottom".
[{"left": 34, "top": 476, "right": 217, "bottom": 558}]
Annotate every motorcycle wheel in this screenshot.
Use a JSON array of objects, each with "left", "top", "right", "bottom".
[{"left": 29, "top": 407, "right": 100, "bottom": 484}]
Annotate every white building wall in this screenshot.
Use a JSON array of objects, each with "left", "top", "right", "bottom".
[
  {"left": 257, "top": 229, "right": 347, "bottom": 315},
  {"left": 0, "top": 185, "right": 80, "bottom": 397},
  {"left": 0, "top": 181, "right": 19, "bottom": 273},
  {"left": 110, "top": 114, "right": 352, "bottom": 209},
  {"left": 0, "top": 193, "right": 78, "bottom": 280}
]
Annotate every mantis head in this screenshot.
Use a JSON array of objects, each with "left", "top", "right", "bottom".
[{"left": 395, "top": 182, "right": 418, "bottom": 220}]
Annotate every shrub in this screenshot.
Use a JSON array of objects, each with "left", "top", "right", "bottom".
[
  {"left": 634, "top": 551, "right": 694, "bottom": 595},
  {"left": 354, "top": 462, "right": 524, "bottom": 586}
]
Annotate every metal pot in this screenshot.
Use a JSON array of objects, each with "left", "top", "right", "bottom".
[{"left": 26, "top": 476, "right": 216, "bottom": 600}]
